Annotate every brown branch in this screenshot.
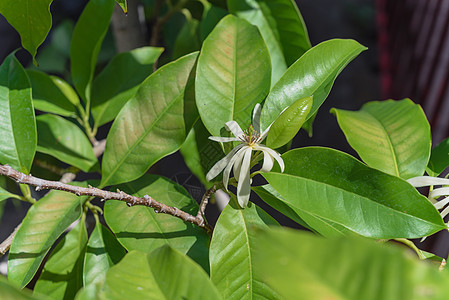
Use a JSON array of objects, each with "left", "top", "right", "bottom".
[
  {"left": 196, "top": 184, "right": 217, "bottom": 224},
  {"left": 0, "top": 224, "right": 20, "bottom": 256},
  {"left": 0, "top": 164, "right": 213, "bottom": 233}
]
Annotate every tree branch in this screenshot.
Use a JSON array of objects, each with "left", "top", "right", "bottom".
[
  {"left": 0, "top": 224, "right": 20, "bottom": 256},
  {"left": 0, "top": 164, "right": 213, "bottom": 233},
  {"left": 196, "top": 184, "right": 217, "bottom": 224}
]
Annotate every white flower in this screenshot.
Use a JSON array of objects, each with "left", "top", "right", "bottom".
[
  {"left": 407, "top": 176, "right": 449, "bottom": 221},
  {"left": 206, "top": 104, "right": 285, "bottom": 208}
]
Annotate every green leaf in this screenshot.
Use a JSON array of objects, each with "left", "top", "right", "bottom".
[
  {"left": 260, "top": 39, "right": 366, "bottom": 131},
  {"left": 180, "top": 120, "right": 225, "bottom": 187},
  {"left": 36, "top": 114, "right": 97, "bottom": 172},
  {"left": 0, "top": 53, "right": 36, "bottom": 174},
  {"left": 332, "top": 99, "right": 431, "bottom": 180},
  {"left": 196, "top": 14, "right": 271, "bottom": 136},
  {"left": 34, "top": 220, "right": 88, "bottom": 299},
  {"left": 228, "top": 0, "right": 311, "bottom": 85},
  {"left": 266, "top": 96, "right": 312, "bottom": 149},
  {"left": 253, "top": 227, "right": 449, "bottom": 300},
  {"left": 0, "top": 186, "right": 18, "bottom": 202},
  {"left": 172, "top": 15, "right": 200, "bottom": 59},
  {"left": 263, "top": 147, "right": 446, "bottom": 239},
  {"left": 101, "top": 52, "right": 198, "bottom": 186},
  {"left": 427, "top": 137, "right": 449, "bottom": 176},
  {"left": 8, "top": 189, "right": 84, "bottom": 287},
  {"left": 27, "top": 70, "right": 78, "bottom": 117},
  {"left": 91, "top": 47, "right": 163, "bottom": 127},
  {"left": 148, "top": 246, "right": 222, "bottom": 299},
  {"left": 70, "top": 0, "right": 115, "bottom": 103},
  {"left": 0, "top": 0, "right": 53, "bottom": 64},
  {"left": 74, "top": 284, "right": 103, "bottom": 300},
  {"left": 83, "top": 222, "right": 126, "bottom": 287},
  {"left": 0, "top": 276, "right": 43, "bottom": 300},
  {"left": 104, "top": 174, "right": 210, "bottom": 271},
  {"left": 210, "top": 202, "right": 280, "bottom": 299},
  {"left": 115, "top": 0, "right": 127, "bottom": 13}
]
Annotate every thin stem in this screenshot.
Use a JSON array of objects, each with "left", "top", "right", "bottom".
[
  {"left": 196, "top": 184, "right": 217, "bottom": 222},
  {"left": 19, "top": 184, "right": 35, "bottom": 204},
  {"left": 0, "top": 164, "right": 213, "bottom": 233},
  {"left": 394, "top": 238, "right": 427, "bottom": 260}
]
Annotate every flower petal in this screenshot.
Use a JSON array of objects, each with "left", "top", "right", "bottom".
[
  {"left": 429, "top": 187, "right": 449, "bottom": 199},
  {"left": 440, "top": 205, "right": 449, "bottom": 219},
  {"left": 260, "top": 150, "right": 274, "bottom": 173},
  {"left": 223, "top": 146, "right": 248, "bottom": 190},
  {"left": 225, "top": 121, "right": 245, "bottom": 138},
  {"left": 237, "top": 148, "right": 253, "bottom": 208},
  {"left": 233, "top": 148, "right": 246, "bottom": 181},
  {"left": 206, "top": 144, "right": 244, "bottom": 181},
  {"left": 252, "top": 103, "right": 262, "bottom": 133},
  {"left": 209, "top": 136, "right": 241, "bottom": 142},
  {"left": 407, "top": 176, "right": 449, "bottom": 187},
  {"left": 254, "top": 145, "right": 284, "bottom": 172},
  {"left": 434, "top": 196, "right": 449, "bottom": 210}
]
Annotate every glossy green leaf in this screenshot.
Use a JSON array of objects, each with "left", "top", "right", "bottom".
[
  {"left": 253, "top": 184, "right": 352, "bottom": 237},
  {"left": 27, "top": 70, "right": 78, "bottom": 117},
  {"left": 199, "top": 5, "right": 228, "bottom": 41},
  {"left": 260, "top": 39, "right": 366, "bottom": 131},
  {"left": 427, "top": 137, "right": 449, "bottom": 176},
  {"left": 266, "top": 96, "right": 312, "bottom": 149},
  {"left": 147, "top": 246, "right": 222, "bottom": 299},
  {"left": 253, "top": 227, "right": 449, "bottom": 300},
  {"left": 70, "top": 0, "right": 115, "bottom": 103},
  {"left": 0, "top": 0, "right": 53, "bottom": 63},
  {"left": 74, "top": 284, "right": 103, "bottom": 300},
  {"left": 263, "top": 147, "right": 446, "bottom": 239},
  {"left": 102, "top": 251, "right": 164, "bottom": 299},
  {"left": 8, "top": 189, "right": 84, "bottom": 287},
  {"left": 0, "top": 53, "right": 36, "bottom": 174},
  {"left": 210, "top": 202, "right": 280, "bottom": 299},
  {"left": 101, "top": 52, "right": 198, "bottom": 186},
  {"left": 0, "top": 186, "right": 18, "bottom": 202},
  {"left": 115, "top": 0, "right": 127, "bottom": 13},
  {"left": 196, "top": 14, "right": 271, "bottom": 136},
  {"left": 229, "top": 0, "right": 311, "bottom": 85},
  {"left": 172, "top": 15, "right": 200, "bottom": 59},
  {"left": 34, "top": 220, "right": 87, "bottom": 299},
  {"left": 36, "top": 114, "right": 97, "bottom": 172},
  {"left": 83, "top": 222, "right": 126, "bottom": 287},
  {"left": 0, "top": 276, "right": 42, "bottom": 300},
  {"left": 180, "top": 120, "right": 225, "bottom": 187},
  {"left": 104, "top": 174, "right": 210, "bottom": 271},
  {"left": 91, "top": 47, "right": 163, "bottom": 127},
  {"left": 332, "top": 99, "right": 431, "bottom": 180}
]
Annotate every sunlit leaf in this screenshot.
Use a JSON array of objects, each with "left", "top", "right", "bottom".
[
  {"left": 101, "top": 52, "right": 198, "bottom": 186},
  {"left": 0, "top": 53, "right": 36, "bottom": 174},
  {"left": 8, "top": 189, "right": 85, "bottom": 287},
  {"left": 427, "top": 137, "right": 449, "bottom": 176},
  {"left": 332, "top": 99, "right": 431, "bottom": 179},
  {"left": 253, "top": 227, "right": 449, "bottom": 299},
  {"left": 210, "top": 201, "right": 280, "bottom": 299},
  {"left": 0, "top": 276, "right": 42, "bottom": 300},
  {"left": 263, "top": 147, "right": 446, "bottom": 239},
  {"left": 115, "top": 0, "right": 127, "bottom": 13},
  {"left": 260, "top": 39, "right": 366, "bottom": 131},
  {"left": 34, "top": 220, "right": 87, "bottom": 299},
  {"left": 196, "top": 14, "right": 271, "bottom": 136}
]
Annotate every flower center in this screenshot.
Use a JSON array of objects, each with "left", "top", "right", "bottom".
[{"left": 241, "top": 125, "right": 260, "bottom": 146}]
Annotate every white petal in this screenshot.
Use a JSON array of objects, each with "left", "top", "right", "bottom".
[
  {"left": 252, "top": 103, "right": 262, "bottom": 133},
  {"left": 440, "top": 205, "right": 449, "bottom": 219},
  {"left": 206, "top": 144, "right": 244, "bottom": 181},
  {"left": 223, "top": 146, "right": 248, "bottom": 190},
  {"left": 407, "top": 176, "right": 449, "bottom": 187},
  {"left": 209, "top": 136, "right": 240, "bottom": 142},
  {"left": 435, "top": 196, "right": 449, "bottom": 210},
  {"left": 260, "top": 150, "right": 274, "bottom": 172},
  {"left": 225, "top": 121, "right": 244, "bottom": 138},
  {"left": 429, "top": 187, "right": 449, "bottom": 199},
  {"left": 233, "top": 148, "right": 246, "bottom": 181},
  {"left": 237, "top": 148, "right": 253, "bottom": 208},
  {"left": 254, "top": 145, "right": 285, "bottom": 172}
]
